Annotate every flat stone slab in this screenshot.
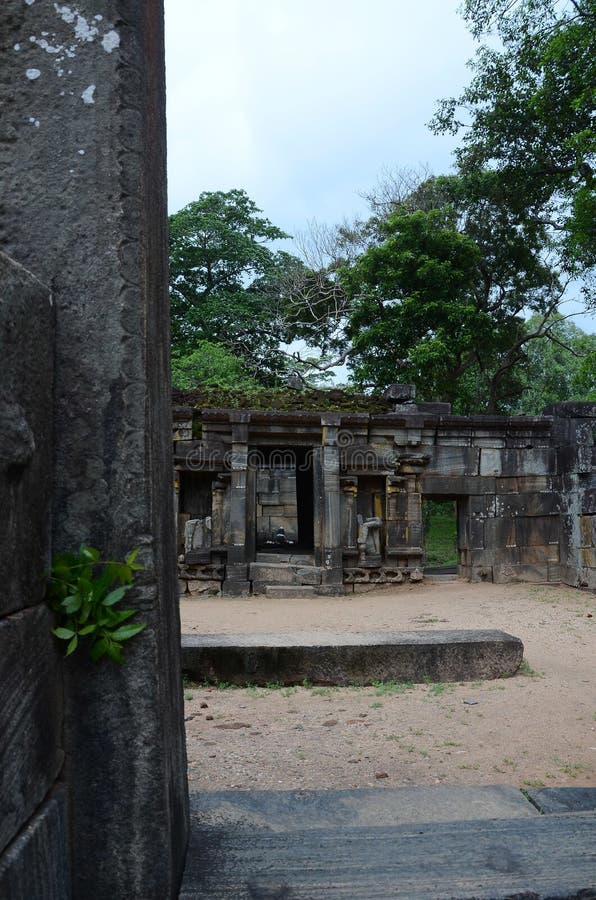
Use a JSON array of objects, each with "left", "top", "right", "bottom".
[
  {"left": 180, "top": 805, "right": 596, "bottom": 898},
  {"left": 526, "top": 787, "right": 596, "bottom": 814},
  {"left": 181, "top": 629, "right": 523, "bottom": 685},
  {"left": 189, "top": 786, "right": 538, "bottom": 832}
]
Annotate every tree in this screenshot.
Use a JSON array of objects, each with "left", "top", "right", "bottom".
[
  {"left": 170, "top": 341, "right": 262, "bottom": 391},
  {"left": 338, "top": 172, "right": 570, "bottom": 411},
  {"left": 431, "top": 0, "right": 596, "bottom": 279},
  {"left": 510, "top": 314, "right": 596, "bottom": 413},
  {"left": 169, "top": 189, "right": 299, "bottom": 382}
]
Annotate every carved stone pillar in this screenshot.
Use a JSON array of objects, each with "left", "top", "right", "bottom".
[
  {"left": 318, "top": 414, "right": 345, "bottom": 594},
  {"left": 341, "top": 478, "right": 358, "bottom": 553},
  {"left": 223, "top": 412, "right": 252, "bottom": 595}
]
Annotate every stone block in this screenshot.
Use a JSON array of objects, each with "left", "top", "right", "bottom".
[
  {"left": 495, "top": 493, "right": 561, "bottom": 518},
  {"left": 493, "top": 563, "right": 550, "bottom": 583},
  {"left": 421, "top": 475, "right": 495, "bottom": 495},
  {"left": 479, "top": 448, "right": 503, "bottom": 476},
  {"left": 181, "top": 629, "right": 524, "bottom": 685},
  {"left": 581, "top": 488, "right": 596, "bottom": 515},
  {"left": 518, "top": 545, "right": 560, "bottom": 564},
  {"left": 0, "top": 790, "right": 69, "bottom": 900},
  {"left": 495, "top": 477, "right": 519, "bottom": 494},
  {"left": 504, "top": 448, "right": 556, "bottom": 476},
  {"left": 0, "top": 605, "right": 63, "bottom": 857},
  {"left": 222, "top": 581, "right": 252, "bottom": 597},
  {"left": 515, "top": 515, "right": 560, "bottom": 546},
  {"left": 0, "top": 253, "right": 53, "bottom": 617},
  {"left": 295, "top": 567, "right": 322, "bottom": 585},
  {"left": 579, "top": 515, "right": 596, "bottom": 548},
  {"left": 249, "top": 563, "right": 295, "bottom": 585},
  {"left": 425, "top": 446, "right": 480, "bottom": 477}
]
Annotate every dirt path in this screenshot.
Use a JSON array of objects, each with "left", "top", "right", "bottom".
[{"left": 181, "top": 582, "right": 596, "bottom": 792}]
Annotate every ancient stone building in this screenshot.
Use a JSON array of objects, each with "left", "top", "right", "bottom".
[{"left": 173, "top": 387, "right": 596, "bottom": 596}]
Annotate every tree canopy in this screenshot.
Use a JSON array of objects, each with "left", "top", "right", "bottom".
[
  {"left": 431, "top": 0, "right": 596, "bottom": 279},
  {"left": 169, "top": 189, "right": 300, "bottom": 382}
]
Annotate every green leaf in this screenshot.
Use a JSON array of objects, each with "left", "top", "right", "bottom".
[
  {"left": 90, "top": 638, "right": 108, "bottom": 662},
  {"left": 53, "top": 627, "right": 76, "bottom": 640},
  {"left": 80, "top": 545, "right": 100, "bottom": 562},
  {"left": 78, "top": 624, "right": 97, "bottom": 636},
  {"left": 106, "top": 641, "right": 124, "bottom": 664},
  {"left": 111, "top": 608, "right": 138, "bottom": 624},
  {"left": 61, "top": 594, "right": 82, "bottom": 614},
  {"left": 102, "top": 585, "right": 129, "bottom": 607},
  {"left": 126, "top": 548, "right": 140, "bottom": 566},
  {"left": 65, "top": 634, "right": 79, "bottom": 657},
  {"left": 110, "top": 623, "right": 146, "bottom": 642}
]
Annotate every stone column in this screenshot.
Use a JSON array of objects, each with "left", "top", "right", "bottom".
[
  {"left": 1, "top": 3, "right": 188, "bottom": 897},
  {"left": 223, "top": 412, "right": 252, "bottom": 595},
  {"left": 318, "top": 414, "right": 345, "bottom": 594},
  {"left": 211, "top": 479, "right": 228, "bottom": 549},
  {"left": 341, "top": 478, "right": 358, "bottom": 551}
]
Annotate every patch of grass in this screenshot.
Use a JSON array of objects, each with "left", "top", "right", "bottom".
[
  {"left": 385, "top": 733, "right": 402, "bottom": 741},
  {"left": 184, "top": 692, "right": 194, "bottom": 701},
  {"left": 458, "top": 763, "right": 480, "bottom": 771},
  {"left": 370, "top": 701, "right": 383, "bottom": 709},
  {"left": 310, "top": 687, "right": 333, "bottom": 697},
  {"left": 435, "top": 740, "right": 462, "bottom": 748},
  {"left": 372, "top": 680, "right": 413, "bottom": 695},
  {"left": 426, "top": 682, "right": 455, "bottom": 697},
  {"left": 518, "top": 659, "right": 544, "bottom": 678},
  {"left": 523, "top": 780, "right": 545, "bottom": 788},
  {"left": 555, "top": 758, "right": 589, "bottom": 778}
]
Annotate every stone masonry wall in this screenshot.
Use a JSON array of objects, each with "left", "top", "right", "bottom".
[
  {"left": 2, "top": 3, "right": 188, "bottom": 897},
  {"left": 0, "top": 253, "right": 69, "bottom": 897}
]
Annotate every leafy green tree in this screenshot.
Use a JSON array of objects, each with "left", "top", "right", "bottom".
[
  {"left": 432, "top": 0, "right": 596, "bottom": 278},
  {"left": 341, "top": 174, "right": 567, "bottom": 411},
  {"left": 169, "top": 189, "right": 300, "bottom": 381},
  {"left": 171, "top": 341, "right": 262, "bottom": 391},
  {"left": 511, "top": 314, "right": 596, "bottom": 413}
]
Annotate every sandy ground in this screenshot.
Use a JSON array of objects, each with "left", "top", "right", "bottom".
[{"left": 181, "top": 581, "right": 596, "bottom": 792}]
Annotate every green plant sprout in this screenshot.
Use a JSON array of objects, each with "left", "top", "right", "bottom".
[{"left": 46, "top": 545, "right": 145, "bottom": 663}]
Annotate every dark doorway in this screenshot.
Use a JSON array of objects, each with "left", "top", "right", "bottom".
[{"left": 255, "top": 446, "right": 314, "bottom": 552}]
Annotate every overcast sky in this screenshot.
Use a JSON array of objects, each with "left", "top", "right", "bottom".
[
  {"left": 164, "top": 1, "right": 594, "bottom": 333},
  {"left": 164, "top": 0, "right": 477, "bottom": 232}
]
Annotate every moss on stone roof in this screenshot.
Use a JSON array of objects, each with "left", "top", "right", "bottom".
[{"left": 172, "top": 385, "right": 391, "bottom": 414}]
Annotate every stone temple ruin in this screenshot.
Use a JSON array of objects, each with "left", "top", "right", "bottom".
[{"left": 174, "top": 385, "right": 596, "bottom": 597}]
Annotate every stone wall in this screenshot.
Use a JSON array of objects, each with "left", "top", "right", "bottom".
[
  {"left": 173, "top": 401, "right": 596, "bottom": 594},
  {"left": 2, "top": 2, "right": 188, "bottom": 897},
  {"left": 0, "top": 253, "right": 69, "bottom": 898}
]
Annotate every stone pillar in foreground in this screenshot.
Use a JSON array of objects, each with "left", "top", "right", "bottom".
[{"left": 1, "top": 3, "right": 188, "bottom": 897}]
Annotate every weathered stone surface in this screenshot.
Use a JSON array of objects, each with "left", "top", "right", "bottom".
[
  {"left": 526, "top": 787, "right": 596, "bottom": 815},
  {"left": 0, "top": 790, "right": 70, "bottom": 900},
  {"left": 181, "top": 629, "right": 523, "bottom": 685},
  {"left": 0, "top": 605, "right": 63, "bottom": 856},
  {"left": 181, "top": 798, "right": 596, "bottom": 899},
  {"left": 2, "top": 2, "right": 188, "bottom": 896},
  {"left": 0, "top": 254, "right": 53, "bottom": 617},
  {"left": 189, "top": 786, "right": 538, "bottom": 832}
]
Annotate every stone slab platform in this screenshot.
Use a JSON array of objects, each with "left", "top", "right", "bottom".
[
  {"left": 180, "top": 788, "right": 596, "bottom": 899},
  {"left": 187, "top": 786, "right": 538, "bottom": 832},
  {"left": 181, "top": 629, "right": 523, "bottom": 685}
]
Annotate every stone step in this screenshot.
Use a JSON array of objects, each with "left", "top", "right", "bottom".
[
  {"left": 256, "top": 553, "right": 315, "bottom": 565},
  {"left": 187, "top": 786, "right": 539, "bottom": 832},
  {"left": 180, "top": 629, "right": 523, "bottom": 685},
  {"left": 249, "top": 562, "right": 322, "bottom": 589},
  {"left": 263, "top": 585, "right": 317, "bottom": 598},
  {"left": 180, "top": 799, "right": 596, "bottom": 898},
  {"left": 424, "top": 573, "right": 459, "bottom": 584}
]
